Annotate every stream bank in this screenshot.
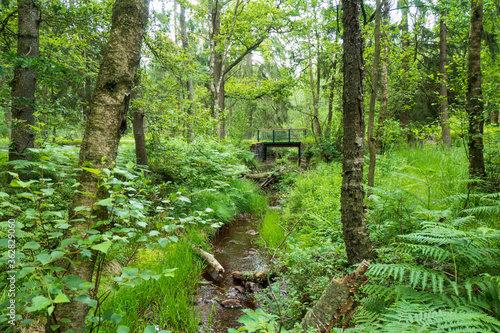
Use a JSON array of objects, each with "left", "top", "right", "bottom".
[{"left": 195, "top": 213, "right": 269, "bottom": 332}]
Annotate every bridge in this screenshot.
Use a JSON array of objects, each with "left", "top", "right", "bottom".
[{"left": 254, "top": 129, "right": 307, "bottom": 165}]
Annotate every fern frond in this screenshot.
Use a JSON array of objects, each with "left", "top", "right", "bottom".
[{"left": 368, "top": 264, "right": 449, "bottom": 293}]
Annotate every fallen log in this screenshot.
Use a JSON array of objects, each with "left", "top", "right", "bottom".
[
  {"left": 300, "top": 260, "right": 370, "bottom": 332},
  {"left": 232, "top": 268, "right": 273, "bottom": 285},
  {"left": 259, "top": 166, "right": 286, "bottom": 189},
  {"left": 193, "top": 245, "right": 224, "bottom": 279}
]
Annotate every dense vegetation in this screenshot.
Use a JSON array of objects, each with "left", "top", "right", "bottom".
[{"left": 1, "top": 0, "right": 499, "bottom": 332}]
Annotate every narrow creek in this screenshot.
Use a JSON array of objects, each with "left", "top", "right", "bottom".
[{"left": 195, "top": 213, "right": 269, "bottom": 332}]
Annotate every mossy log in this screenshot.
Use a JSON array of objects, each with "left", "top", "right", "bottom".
[
  {"left": 300, "top": 260, "right": 370, "bottom": 332},
  {"left": 232, "top": 268, "right": 272, "bottom": 285}
]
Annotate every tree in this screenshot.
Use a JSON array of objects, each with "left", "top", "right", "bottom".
[
  {"left": 467, "top": 0, "right": 486, "bottom": 179},
  {"left": 341, "top": 0, "right": 375, "bottom": 264},
  {"left": 375, "top": 0, "right": 389, "bottom": 152},
  {"left": 439, "top": 13, "right": 451, "bottom": 147},
  {"left": 367, "top": 0, "right": 381, "bottom": 189},
  {"left": 131, "top": 73, "right": 148, "bottom": 167},
  {"left": 9, "top": 0, "right": 39, "bottom": 167},
  {"left": 45, "top": 0, "right": 149, "bottom": 330}
]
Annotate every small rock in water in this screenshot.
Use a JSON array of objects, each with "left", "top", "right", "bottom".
[
  {"left": 234, "top": 285, "right": 246, "bottom": 293},
  {"left": 228, "top": 240, "right": 239, "bottom": 244},
  {"left": 246, "top": 282, "right": 262, "bottom": 293},
  {"left": 248, "top": 248, "right": 258, "bottom": 254},
  {"left": 220, "top": 299, "right": 241, "bottom": 308},
  {"left": 246, "top": 229, "right": 259, "bottom": 236}
]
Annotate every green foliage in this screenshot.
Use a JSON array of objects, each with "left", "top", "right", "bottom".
[
  {"left": 259, "top": 210, "right": 284, "bottom": 249},
  {"left": 147, "top": 137, "right": 251, "bottom": 188},
  {"left": 227, "top": 308, "right": 293, "bottom": 333}
]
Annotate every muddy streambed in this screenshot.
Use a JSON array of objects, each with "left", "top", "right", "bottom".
[{"left": 195, "top": 213, "right": 269, "bottom": 332}]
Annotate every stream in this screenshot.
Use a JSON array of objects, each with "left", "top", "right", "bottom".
[{"left": 195, "top": 213, "right": 269, "bottom": 332}]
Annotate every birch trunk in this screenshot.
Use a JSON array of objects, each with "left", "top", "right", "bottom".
[{"left": 45, "top": 0, "right": 149, "bottom": 331}]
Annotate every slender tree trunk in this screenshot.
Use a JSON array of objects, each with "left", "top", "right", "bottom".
[
  {"left": 326, "top": 60, "right": 337, "bottom": 139},
  {"left": 399, "top": 5, "right": 410, "bottom": 139},
  {"left": 208, "top": 0, "right": 225, "bottom": 140},
  {"left": 375, "top": 0, "right": 389, "bottom": 153},
  {"left": 131, "top": 74, "right": 148, "bottom": 167},
  {"left": 179, "top": 1, "right": 195, "bottom": 141},
  {"left": 307, "top": 25, "right": 322, "bottom": 138},
  {"left": 367, "top": 0, "right": 381, "bottom": 189},
  {"left": 467, "top": 0, "right": 486, "bottom": 179},
  {"left": 439, "top": 15, "right": 451, "bottom": 147},
  {"left": 45, "top": 0, "right": 149, "bottom": 331},
  {"left": 9, "top": 0, "right": 39, "bottom": 166},
  {"left": 341, "top": 0, "right": 375, "bottom": 264}
]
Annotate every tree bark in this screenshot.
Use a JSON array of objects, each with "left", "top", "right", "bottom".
[
  {"left": 45, "top": 0, "right": 149, "bottom": 331},
  {"left": 179, "top": 1, "right": 195, "bottom": 141},
  {"left": 399, "top": 4, "right": 410, "bottom": 139},
  {"left": 307, "top": 24, "right": 322, "bottom": 138},
  {"left": 131, "top": 74, "right": 148, "bottom": 167},
  {"left": 439, "top": 15, "right": 451, "bottom": 147},
  {"left": 375, "top": 0, "right": 389, "bottom": 153},
  {"left": 341, "top": 0, "right": 376, "bottom": 264},
  {"left": 467, "top": 0, "right": 486, "bottom": 179},
  {"left": 9, "top": 0, "right": 39, "bottom": 166},
  {"left": 367, "top": 0, "right": 381, "bottom": 190},
  {"left": 300, "top": 260, "right": 370, "bottom": 332},
  {"left": 208, "top": 0, "right": 225, "bottom": 140}
]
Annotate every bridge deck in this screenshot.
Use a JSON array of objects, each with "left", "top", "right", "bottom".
[{"left": 256, "top": 129, "right": 306, "bottom": 165}]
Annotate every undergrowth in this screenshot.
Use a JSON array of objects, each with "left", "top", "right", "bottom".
[{"left": 256, "top": 146, "right": 500, "bottom": 332}]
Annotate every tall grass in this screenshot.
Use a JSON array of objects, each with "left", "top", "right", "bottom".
[
  {"left": 259, "top": 210, "right": 285, "bottom": 249},
  {"left": 102, "top": 230, "right": 204, "bottom": 332}
]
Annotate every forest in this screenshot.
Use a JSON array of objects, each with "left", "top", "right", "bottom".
[{"left": 1, "top": 0, "right": 500, "bottom": 331}]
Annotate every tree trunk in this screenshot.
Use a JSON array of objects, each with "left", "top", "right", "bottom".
[
  {"left": 325, "top": 62, "right": 336, "bottom": 139},
  {"left": 439, "top": 15, "right": 451, "bottom": 147},
  {"left": 341, "top": 0, "right": 376, "bottom": 264},
  {"left": 367, "top": 0, "right": 382, "bottom": 190},
  {"left": 45, "top": 0, "right": 149, "bottom": 331},
  {"left": 399, "top": 4, "right": 410, "bottom": 139},
  {"left": 467, "top": 0, "right": 486, "bottom": 179},
  {"left": 208, "top": 0, "right": 225, "bottom": 140},
  {"left": 131, "top": 74, "right": 148, "bottom": 167},
  {"left": 179, "top": 1, "right": 195, "bottom": 141},
  {"left": 9, "top": 0, "right": 39, "bottom": 166},
  {"left": 375, "top": 0, "right": 389, "bottom": 153},
  {"left": 307, "top": 24, "right": 322, "bottom": 138}
]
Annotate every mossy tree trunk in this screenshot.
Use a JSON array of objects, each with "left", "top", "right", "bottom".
[
  {"left": 467, "top": 0, "right": 486, "bottom": 179},
  {"left": 45, "top": 0, "right": 149, "bottom": 331},
  {"left": 341, "top": 0, "right": 376, "bottom": 264},
  {"left": 9, "top": 0, "right": 39, "bottom": 166}
]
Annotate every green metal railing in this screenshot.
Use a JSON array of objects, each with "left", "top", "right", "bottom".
[{"left": 257, "top": 129, "right": 306, "bottom": 143}]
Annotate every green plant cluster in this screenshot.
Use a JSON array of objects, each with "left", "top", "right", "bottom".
[
  {"left": 0, "top": 139, "right": 267, "bottom": 332},
  {"left": 255, "top": 146, "right": 500, "bottom": 332}
]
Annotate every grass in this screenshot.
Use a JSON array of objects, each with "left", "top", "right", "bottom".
[
  {"left": 259, "top": 210, "right": 285, "bottom": 249},
  {"left": 101, "top": 229, "right": 205, "bottom": 333}
]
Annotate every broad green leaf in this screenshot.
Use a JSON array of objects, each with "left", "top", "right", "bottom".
[
  {"left": 10, "top": 179, "right": 37, "bottom": 188},
  {"left": 81, "top": 167, "right": 101, "bottom": 175},
  {"left": 117, "top": 326, "right": 130, "bottom": 333},
  {"left": 23, "top": 242, "right": 41, "bottom": 250},
  {"left": 0, "top": 191, "right": 9, "bottom": 198},
  {"left": 96, "top": 197, "right": 114, "bottom": 207},
  {"left": 53, "top": 293, "right": 70, "bottom": 303},
  {"left": 17, "top": 267, "right": 35, "bottom": 279},
  {"left": 27, "top": 296, "right": 51, "bottom": 312},
  {"left": 37, "top": 253, "right": 51, "bottom": 265},
  {"left": 91, "top": 241, "right": 112, "bottom": 254},
  {"left": 144, "top": 325, "right": 157, "bottom": 333}
]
